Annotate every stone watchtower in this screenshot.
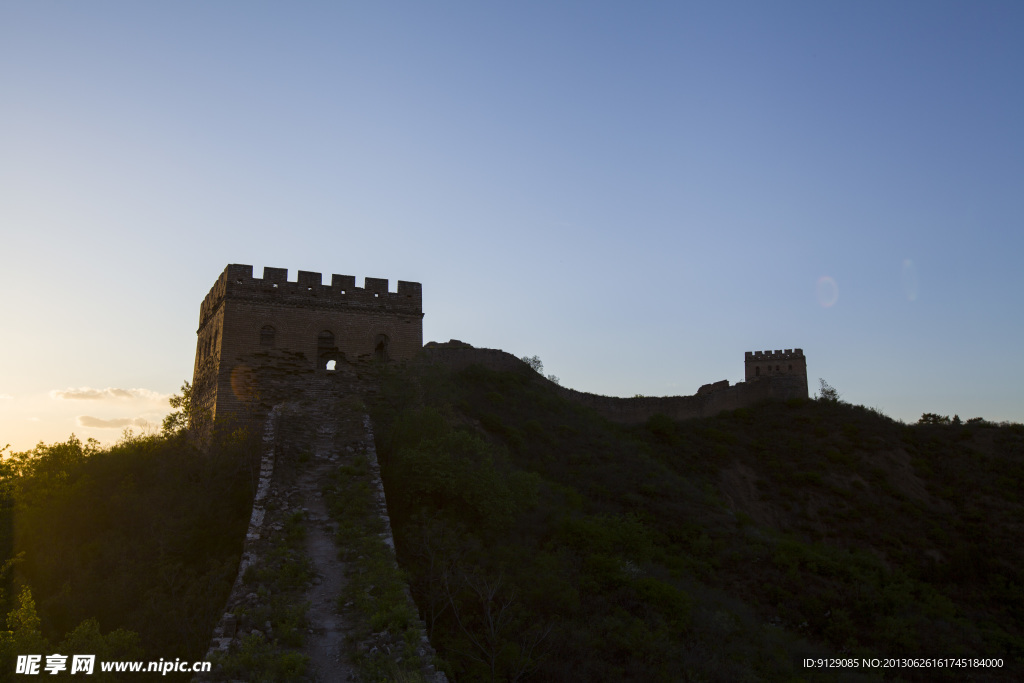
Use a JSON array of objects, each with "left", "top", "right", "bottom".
[
  {"left": 191, "top": 264, "right": 423, "bottom": 434},
  {"left": 744, "top": 348, "right": 808, "bottom": 397}
]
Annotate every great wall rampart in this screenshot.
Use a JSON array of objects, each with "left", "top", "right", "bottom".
[
  {"left": 197, "top": 368, "right": 446, "bottom": 682},
  {"left": 188, "top": 263, "right": 436, "bottom": 680},
  {"left": 421, "top": 343, "right": 808, "bottom": 424},
  {"left": 191, "top": 265, "right": 807, "bottom": 680}
]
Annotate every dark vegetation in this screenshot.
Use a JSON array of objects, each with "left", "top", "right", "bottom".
[
  {"left": 0, "top": 400, "right": 257, "bottom": 681},
  {"left": 321, "top": 444, "right": 427, "bottom": 681},
  {"left": 372, "top": 362, "right": 1024, "bottom": 681},
  {"left": 2, "top": 364, "right": 1022, "bottom": 681}
]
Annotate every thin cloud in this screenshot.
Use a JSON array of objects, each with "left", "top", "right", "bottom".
[
  {"left": 0, "top": 394, "right": 13, "bottom": 400},
  {"left": 77, "top": 416, "right": 151, "bottom": 429},
  {"left": 52, "top": 387, "right": 167, "bottom": 401}
]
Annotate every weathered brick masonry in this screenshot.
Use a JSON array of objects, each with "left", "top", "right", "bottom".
[{"left": 192, "top": 264, "right": 423, "bottom": 437}]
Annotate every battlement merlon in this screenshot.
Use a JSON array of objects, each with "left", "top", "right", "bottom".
[
  {"left": 745, "top": 348, "right": 805, "bottom": 362},
  {"left": 198, "top": 264, "right": 423, "bottom": 329}
]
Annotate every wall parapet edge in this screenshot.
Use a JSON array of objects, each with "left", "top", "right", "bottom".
[
  {"left": 199, "top": 264, "right": 422, "bottom": 329},
  {"left": 421, "top": 345, "right": 809, "bottom": 424},
  {"left": 745, "top": 348, "right": 804, "bottom": 361}
]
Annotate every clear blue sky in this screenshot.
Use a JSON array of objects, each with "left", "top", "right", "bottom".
[{"left": 2, "top": 1, "right": 1022, "bottom": 451}]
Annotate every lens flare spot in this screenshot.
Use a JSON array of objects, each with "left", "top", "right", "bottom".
[
  {"left": 901, "top": 259, "right": 918, "bottom": 302},
  {"left": 816, "top": 276, "right": 839, "bottom": 308}
]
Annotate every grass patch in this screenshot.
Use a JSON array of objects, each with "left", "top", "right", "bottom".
[{"left": 323, "top": 452, "right": 428, "bottom": 681}]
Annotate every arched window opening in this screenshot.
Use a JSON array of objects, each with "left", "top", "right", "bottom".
[
  {"left": 755, "top": 366, "right": 760, "bottom": 376},
  {"left": 260, "top": 325, "right": 276, "bottom": 347},
  {"left": 326, "top": 359, "right": 337, "bottom": 371},
  {"left": 374, "top": 334, "right": 390, "bottom": 362},
  {"left": 789, "top": 364, "right": 793, "bottom": 371},
  {"left": 318, "top": 330, "right": 335, "bottom": 349}
]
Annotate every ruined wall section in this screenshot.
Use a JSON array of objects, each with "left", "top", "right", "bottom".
[
  {"left": 421, "top": 345, "right": 808, "bottom": 425},
  {"left": 556, "top": 373, "right": 807, "bottom": 423}
]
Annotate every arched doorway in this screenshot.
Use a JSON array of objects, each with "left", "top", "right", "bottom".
[{"left": 318, "top": 330, "right": 339, "bottom": 370}]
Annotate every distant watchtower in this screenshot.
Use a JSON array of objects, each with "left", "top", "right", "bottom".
[
  {"left": 744, "top": 348, "right": 808, "bottom": 396},
  {"left": 191, "top": 264, "right": 423, "bottom": 434}
]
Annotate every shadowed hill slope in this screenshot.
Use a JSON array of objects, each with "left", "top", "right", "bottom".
[
  {"left": 421, "top": 343, "right": 808, "bottom": 423},
  {"left": 370, "top": 353, "right": 1023, "bottom": 682},
  {"left": 3, "top": 348, "right": 1019, "bottom": 681}
]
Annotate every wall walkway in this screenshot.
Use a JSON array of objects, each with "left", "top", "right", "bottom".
[{"left": 198, "top": 372, "right": 445, "bottom": 682}]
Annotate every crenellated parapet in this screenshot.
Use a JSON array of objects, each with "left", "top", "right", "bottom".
[
  {"left": 199, "top": 265, "right": 422, "bottom": 330},
  {"left": 745, "top": 348, "right": 804, "bottom": 362}
]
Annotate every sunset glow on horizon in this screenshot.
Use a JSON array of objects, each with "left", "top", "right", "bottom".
[{"left": 2, "top": 1, "right": 1023, "bottom": 452}]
